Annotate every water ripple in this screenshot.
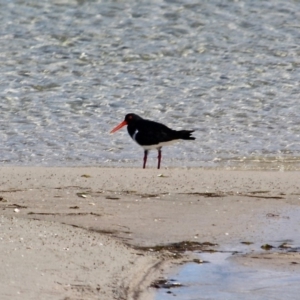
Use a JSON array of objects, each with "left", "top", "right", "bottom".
[{"left": 0, "top": 0, "right": 300, "bottom": 169}]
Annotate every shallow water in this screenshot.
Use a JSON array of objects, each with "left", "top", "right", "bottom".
[
  {"left": 1, "top": 0, "right": 300, "bottom": 169},
  {"left": 156, "top": 205, "right": 300, "bottom": 300},
  {"left": 156, "top": 252, "right": 300, "bottom": 300}
]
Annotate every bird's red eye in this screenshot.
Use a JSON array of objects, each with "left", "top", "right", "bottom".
[{"left": 128, "top": 115, "right": 132, "bottom": 119}]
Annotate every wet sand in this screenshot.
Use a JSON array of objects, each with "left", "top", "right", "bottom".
[{"left": 0, "top": 167, "right": 300, "bottom": 299}]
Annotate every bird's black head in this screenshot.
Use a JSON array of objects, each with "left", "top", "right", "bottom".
[
  {"left": 124, "top": 113, "right": 143, "bottom": 124},
  {"left": 110, "top": 113, "right": 143, "bottom": 133}
]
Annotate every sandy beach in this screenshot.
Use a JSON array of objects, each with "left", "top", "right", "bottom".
[{"left": 1, "top": 167, "right": 300, "bottom": 299}]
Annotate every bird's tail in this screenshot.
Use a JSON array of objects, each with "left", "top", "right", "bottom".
[{"left": 177, "top": 130, "right": 195, "bottom": 140}]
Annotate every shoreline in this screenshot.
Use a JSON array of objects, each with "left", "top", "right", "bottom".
[{"left": 1, "top": 167, "right": 300, "bottom": 299}]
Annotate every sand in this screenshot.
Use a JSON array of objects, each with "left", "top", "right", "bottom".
[{"left": 1, "top": 167, "right": 300, "bottom": 299}]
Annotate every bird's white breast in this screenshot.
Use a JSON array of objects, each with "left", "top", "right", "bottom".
[
  {"left": 132, "top": 130, "right": 138, "bottom": 142},
  {"left": 140, "top": 140, "right": 179, "bottom": 150},
  {"left": 142, "top": 140, "right": 179, "bottom": 150},
  {"left": 131, "top": 130, "right": 179, "bottom": 150}
]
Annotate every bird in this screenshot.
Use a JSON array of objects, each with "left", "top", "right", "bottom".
[{"left": 110, "top": 113, "right": 195, "bottom": 169}]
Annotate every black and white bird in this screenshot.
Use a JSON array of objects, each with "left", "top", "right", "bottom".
[{"left": 110, "top": 113, "right": 195, "bottom": 169}]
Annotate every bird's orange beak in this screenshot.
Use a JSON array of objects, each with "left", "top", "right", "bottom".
[{"left": 110, "top": 120, "right": 127, "bottom": 133}]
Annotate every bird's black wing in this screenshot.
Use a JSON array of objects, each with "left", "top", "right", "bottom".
[{"left": 135, "top": 119, "right": 177, "bottom": 146}]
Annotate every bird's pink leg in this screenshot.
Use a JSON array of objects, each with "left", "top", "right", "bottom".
[
  {"left": 157, "top": 148, "right": 162, "bottom": 169},
  {"left": 143, "top": 150, "right": 148, "bottom": 169}
]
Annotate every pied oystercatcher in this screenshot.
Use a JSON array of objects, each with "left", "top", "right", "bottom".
[{"left": 110, "top": 113, "right": 195, "bottom": 169}]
